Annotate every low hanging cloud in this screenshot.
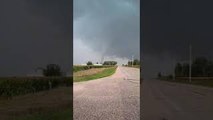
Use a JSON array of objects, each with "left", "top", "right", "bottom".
[{"left": 74, "top": 0, "right": 140, "bottom": 64}]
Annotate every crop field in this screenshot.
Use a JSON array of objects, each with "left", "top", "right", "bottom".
[
  {"left": 0, "top": 77, "right": 72, "bottom": 99},
  {"left": 0, "top": 86, "right": 72, "bottom": 120}
]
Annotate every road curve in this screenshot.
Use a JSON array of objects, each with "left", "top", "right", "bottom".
[
  {"left": 73, "top": 66, "right": 140, "bottom": 120},
  {"left": 141, "top": 79, "right": 213, "bottom": 120}
]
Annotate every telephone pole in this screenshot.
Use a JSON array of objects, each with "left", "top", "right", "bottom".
[
  {"left": 189, "top": 44, "right": 192, "bottom": 82},
  {"left": 132, "top": 55, "right": 134, "bottom": 67},
  {"left": 173, "top": 58, "right": 175, "bottom": 81}
]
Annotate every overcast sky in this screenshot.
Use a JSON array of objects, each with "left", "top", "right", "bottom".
[
  {"left": 0, "top": 0, "right": 72, "bottom": 76},
  {"left": 74, "top": 0, "right": 140, "bottom": 65},
  {"left": 142, "top": 0, "right": 213, "bottom": 78}
]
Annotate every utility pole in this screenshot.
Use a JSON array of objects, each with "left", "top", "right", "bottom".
[
  {"left": 173, "top": 58, "right": 175, "bottom": 81},
  {"left": 132, "top": 55, "right": 134, "bottom": 67},
  {"left": 189, "top": 44, "right": 192, "bottom": 82}
]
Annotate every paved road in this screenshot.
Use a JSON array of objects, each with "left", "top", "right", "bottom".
[
  {"left": 142, "top": 79, "right": 213, "bottom": 120},
  {"left": 73, "top": 66, "right": 140, "bottom": 120}
]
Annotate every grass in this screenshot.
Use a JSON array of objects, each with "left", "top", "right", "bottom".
[
  {"left": 73, "top": 65, "right": 115, "bottom": 72},
  {"left": 160, "top": 77, "right": 213, "bottom": 88},
  {"left": 15, "top": 108, "right": 72, "bottom": 120},
  {"left": 74, "top": 67, "right": 117, "bottom": 82},
  {"left": 124, "top": 65, "right": 140, "bottom": 68}
]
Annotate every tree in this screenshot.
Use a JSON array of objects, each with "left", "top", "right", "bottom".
[
  {"left": 192, "top": 57, "right": 208, "bottom": 77},
  {"left": 133, "top": 59, "right": 140, "bottom": 65},
  {"left": 127, "top": 59, "right": 140, "bottom": 66},
  {"left": 182, "top": 63, "right": 189, "bottom": 77},
  {"left": 158, "top": 72, "right": 162, "bottom": 78},
  {"left": 206, "top": 61, "right": 213, "bottom": 77},
  {"left": 127, "top": 61, "right": 132, "bottom": 66},
  {"left": 174, "top": 57, "right": 213, "bottom": 77},
  {"left": 175, "top": 63, "right": 182, "bottom": 77},
  {"left": 36, "top": 64, "right": 62, "bottom": 77},
  {"left": 103, "top": 61, "right": 117, "bottom": 65},
  {"left": 87, "top": 61, "right": 93, "bottom": 66}
]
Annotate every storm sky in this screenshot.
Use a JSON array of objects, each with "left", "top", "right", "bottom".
[
  {"left": 74, "top": 0, "right": 140, "bottom": 65},
  {"left": 142, "top": 0, "right": 213, "bottom": 78},
  {"left": 0, "top": 0, "right": 72, "bottom": 76}
]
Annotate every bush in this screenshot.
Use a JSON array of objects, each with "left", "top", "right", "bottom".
[{"left": 87, "top": 61, "right": 93, "bottom": 65}]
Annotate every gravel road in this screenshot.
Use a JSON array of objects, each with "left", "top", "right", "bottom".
[{"left": 73, "top": 66, "right": 140, "bottom": 120}]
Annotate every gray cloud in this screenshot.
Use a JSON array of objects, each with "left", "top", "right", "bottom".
[
  {"left": 0, "top": 0, "right": 72, "bottom": 76},
  {"left": 74, "top": 0, "right": 140, "bottom": 61},
  {"left": 142, "top": 0, "right": 213, "bottom": 78}
]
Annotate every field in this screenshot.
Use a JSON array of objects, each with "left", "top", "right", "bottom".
[
  {"left": 73, "top": 67, "right": 117, "bottom": 82},
  {"left": 124, "top": 65, "right": 140, "bottom": 68},
  {"left": 16, "top": 108, "right": 72, "bottom": 120},
  {"left": 73, "top": 65, "right": 115, "bottom": 72},
  {"left": 0, "top": 77, "right": 72, "bottom": 120},
  {"left": 0, "top": 86, "right": 72, "bottom": 120},
  {"left": 0, "top": 77, "right": 72, "bottom": 98},
  {"left": 160, "top": 77, "right": 213, "bottom": 88}
]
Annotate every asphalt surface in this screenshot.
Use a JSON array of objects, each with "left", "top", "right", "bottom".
[
  {"left": 142, "top": 79, "right": 213, "bottom": 120},
  {"left": 73, "top": 66, "right": 140, "bottom": 120}
]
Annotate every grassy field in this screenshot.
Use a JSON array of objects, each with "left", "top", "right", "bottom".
[
  {"left": 73, "top": 65, "right": 115, "bottom": 72},
  {"left": 124, "top": 65, "right": 140, "bottom": 68},
  {"left": 160, "top": 77, "right": 213, "bottom": 88},
  {"left": 0, "top": 87, "right": 72, "bottom": 120},
  {"left": 74, "top": 67, "right": 117, "bottom": 82}
]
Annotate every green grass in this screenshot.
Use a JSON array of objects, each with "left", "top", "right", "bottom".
[
  {"left": 160, "top": 77, "right": 213, "bottom": 88},
  {"left": 73, "top": 65, "right": 115, "bottom": 72},
  {"left": 14, "top": 108, "right": 72, "bottom": 120},
  {"left": 74, "top": 67, "right": 117, "bottom": 82},
  {"left": 124, "top": 65, "right": 140, "bottom": 68}
]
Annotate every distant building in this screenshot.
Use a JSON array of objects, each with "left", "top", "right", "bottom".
[{"left": 93, "top": 64, "right": 103, "bottom": 66}]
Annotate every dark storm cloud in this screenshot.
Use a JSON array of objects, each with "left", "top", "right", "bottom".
[
  {"left": 0, "top": 0, "right": 72, "bottom": 76},
  {"left": 142, "top": 0, "right": 213, "bottom": 78},
  {"left": 74, "top": 0, "right": 140, "bottom": 59},
  {"left": 142, "top": 0, "right": 213, "bottom": 59}
]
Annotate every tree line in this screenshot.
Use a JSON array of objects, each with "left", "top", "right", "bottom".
[
  {"left": 86, "top": 61, "right": 117, "bottom": 66},
  {"left": 36, "top": 64, "right": 64, "bottom": 77},
  {"left": 126, "top": 59, "right": 140, "bottom": 66},
  {"left": 175, "top": 57, "right": 213, "bottom": 77}
]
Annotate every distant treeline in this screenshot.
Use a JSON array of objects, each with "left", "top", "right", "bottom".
[
  {"left": 103, "top": 61, "right": 117, "bottom": 65},
  {"left": 123, "top": 59, "right": 140, "bottom": 66},
  {"left": 86, "top": 61, "right": 117, "bottom": 66},
  {"left": 175, "top": 57, "right": 213, "bottom": 77}
]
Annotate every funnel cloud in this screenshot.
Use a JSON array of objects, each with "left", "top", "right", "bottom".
[{"left": 74, "top": 0, "right": 140, "bottom": 65}]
